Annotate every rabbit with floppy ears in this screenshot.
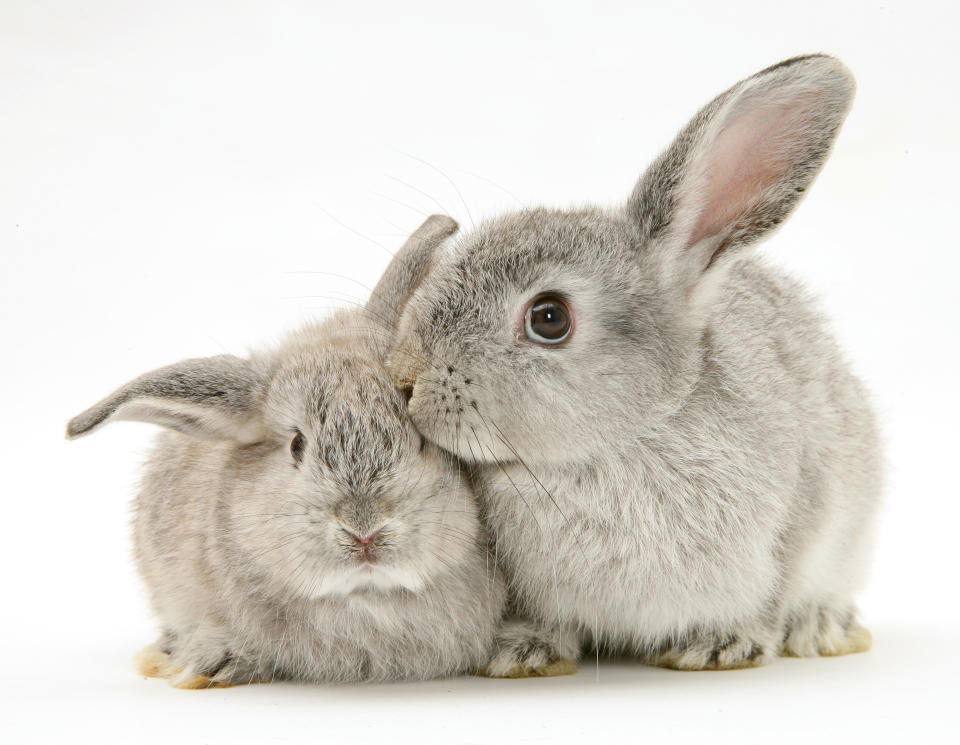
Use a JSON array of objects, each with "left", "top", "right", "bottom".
[
  {"left": 66, "top": 216, "right": 506, "bottom": 687},
  {"left": 389, "top": 55, "right": 881, "bottom": 675}
]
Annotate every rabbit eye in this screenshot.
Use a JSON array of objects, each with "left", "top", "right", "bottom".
[
  {"left": 290, "top": 430, "right": 306, "bottom": 464},
  {"left": 524, "top": 295, "right": 572, "bottom": 345}
]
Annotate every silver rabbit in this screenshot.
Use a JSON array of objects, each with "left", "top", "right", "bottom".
[
  {"left": 390, "top": 56, "right": 881, "bottom": 675},
  {"left": 67, "top": 216, "right": 506, "bottom": 687}
]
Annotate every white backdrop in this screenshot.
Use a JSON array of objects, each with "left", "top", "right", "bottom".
[{"left": 2, "top": 1, "right": 957, "bottom": 743}]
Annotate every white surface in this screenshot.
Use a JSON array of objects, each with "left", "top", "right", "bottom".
[{"left": 1, "top": 1, "right": 957, "bottom": 743}]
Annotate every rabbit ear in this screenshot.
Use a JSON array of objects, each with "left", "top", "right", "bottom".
[
  {"left": 365, "top": 214, "right": 458, "bottom": 331},
  {"left": 66, "top": 355, "right": 267, "bottom": 442},
  {"left": 629, "top": 55, "right": 854, "bottom": 297}
]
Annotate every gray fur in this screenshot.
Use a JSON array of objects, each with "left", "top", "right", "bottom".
[
  {"left": 389, "top": 56, "right": 880, "bottom": 673},
  {"left": 366, "top": 214, "right": 459, "bottom": 331},
  {"left": 67, "top": 217, "right": 505, "bottom": 686},
  {"left": 65, "top": 355, "right": 266, "bottom": 442}
]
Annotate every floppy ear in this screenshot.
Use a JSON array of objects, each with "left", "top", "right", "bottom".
[
  {"left": 365, "top": 214, "right": 458, "bottom": 331},
  {"left": 629, "top": 55, "right": 855, "bottom": 299},
  {"left": 66, "top": 355, "right": 267, "bottom": 443}
]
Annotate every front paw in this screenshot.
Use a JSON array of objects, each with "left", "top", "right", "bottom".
[
  {"left": 480, "top": 619, "right": 579, "bottom": 678},
  {"left": 135, "top": 645, "right": 177, "bottom": 679},
  {"left": 649, "top": 631, "right": 770, "bottom": 671},
  {"left": 135, "top": 645, "right": 237, "bottom": 688},
  {"left": 135, "top": 637, "right": 265, "bottom": 689}
]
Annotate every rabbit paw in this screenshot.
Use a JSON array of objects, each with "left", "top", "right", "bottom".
[
  {"left": 480, "top": 619, "right": 579, "bottom": 678},
  {"left": 135, "top": 645, "right": 235, "bottom": 688},
  {"left": 781, "top": 604, "right": 872, "bottom": 658},
  {"left": 134, "top": 645, "right": 176, "bottom": 679},
  {"left": 135, "top": 636, "right": 266, "bottom": 689},
  {"left": 650, "top": 631, "right": 771, "bottom": 671}
]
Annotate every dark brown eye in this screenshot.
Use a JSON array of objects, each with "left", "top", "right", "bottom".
[
  {"left": 524, "top": 295, "right": 572, "bottom": 345},
  {"left": 290, "top": 430, "right": 306, "bottom": 463}
]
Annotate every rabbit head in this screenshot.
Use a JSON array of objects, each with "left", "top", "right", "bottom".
[
  {"left": 66, "top": 217, "right": 476, "bottom": 601},
  {"left": 389, "top": 55, "right": 855, "bottom": 465}
]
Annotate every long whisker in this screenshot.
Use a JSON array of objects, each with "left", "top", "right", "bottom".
[
  {"left": 316, "top": 205, "right": 394, "bottom": 257},
  {"left": 375, "top": 191, "right": 433, "bottom": 218},
  {"left": 471, "top": 406, "right": 593, "bottom": 573},
  {"left": 467, "top": 425, "right": 545, "bottom": 539},
  {"left": 482, "top": 413, "right": 572, "bottom": 524},
  {"left": 385, "top": 174, "right": 453, "bottom": 216},
  {"left": 393, "top": 149, "right": 475, "bottom": 229},
  {"left": 459, "top": 169, "right": 529, "bottom": 211}
]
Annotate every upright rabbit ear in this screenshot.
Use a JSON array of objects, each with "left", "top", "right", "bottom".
[
  {"left": 66, "top": 355, "right": 267, "bottom": 443},
  {"left": 629, "top": 55, "right": 855, "bottom": 300},
  {"left": 365, "top": 214, "right": 458, "bottom": 332}
]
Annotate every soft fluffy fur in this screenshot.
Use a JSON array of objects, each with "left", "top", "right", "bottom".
[
  {"left": 389, "top": 56, "right": 881, "bottom": 674},
  {"left": 68, "top": 216, "right": 506, "bottom": 687}
]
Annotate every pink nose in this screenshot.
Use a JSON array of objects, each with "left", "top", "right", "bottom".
[{"left": 346, "top": 528, "right": 381, "bottom": 547}]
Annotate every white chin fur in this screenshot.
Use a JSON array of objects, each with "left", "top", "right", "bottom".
[{"left": 305, "top": 564, "right": 426, "bottom": 598}]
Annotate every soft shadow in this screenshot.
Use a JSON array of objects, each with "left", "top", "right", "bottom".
[{"left": 124, "top": 623, "right": 957, "bottom": 703}]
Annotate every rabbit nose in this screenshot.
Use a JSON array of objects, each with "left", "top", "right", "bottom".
[
  {"left": 388, "top": 346, "right": 422, "bottom": 401},
  {"left": 344, "top": 528, "right": 382, "bottom": 547}
]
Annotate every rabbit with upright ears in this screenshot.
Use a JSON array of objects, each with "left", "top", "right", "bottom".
[
  {"left": 390, "top": 55, "right": 881, "bottom": 675},
  {"left": 67, "top": 216, "right": 506, "bottom": 687}
]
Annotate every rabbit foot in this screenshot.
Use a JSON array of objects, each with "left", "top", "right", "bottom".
[
  {"left": 135, "top": 645, "right": 175, "bottom": 679},
  {"left": 135, "top": 645, "right": 234, "bottom": 688},
  {"left": 169, "top": 671, "right": 233, "bottom": 689},
  {"left": 650, "top": 631, "right": 770, "bottom": 671},
  {"left": 781, "top": 604, "right": 872, "bottom": 657},
  {"left": 480, "top": 618, "right": 579, "bottom": 678},
  {"left": 171, "top": 654, "right": 270, "bottom": 689},
  {"left": 135, "top": 639, "right": 265, "bottom": 688}
]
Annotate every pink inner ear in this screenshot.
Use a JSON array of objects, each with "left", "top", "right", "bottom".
[{"left": 687, "top": 96, "right": 809, "bottom": 248}]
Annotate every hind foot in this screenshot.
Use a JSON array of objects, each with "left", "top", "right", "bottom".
[
  {"left": 480, "top": 618, "right": 580, "bottom": 678},
  {"left": 649, "top": 629, "right": 772, "bottom": 671},
  {"left": 781, "top": 604, "right": 872, "bottom": 657}
]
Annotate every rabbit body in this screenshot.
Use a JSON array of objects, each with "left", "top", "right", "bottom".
[
  {"left": 134, "top": 320, "right": 503, "bottom": 686},
  {"left": 70, "top": 217, "right": 506, "bottom": 687},
  {"left": 390, "top": 57, "right": 881, "bottom": 673},
  {"left": 474, "top": 244, "right": 879, "bottom": 671}
]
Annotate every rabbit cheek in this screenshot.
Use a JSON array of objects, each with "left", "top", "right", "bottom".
[{"left": 419, "top": 387, "right": 513, "bottom": 464}]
